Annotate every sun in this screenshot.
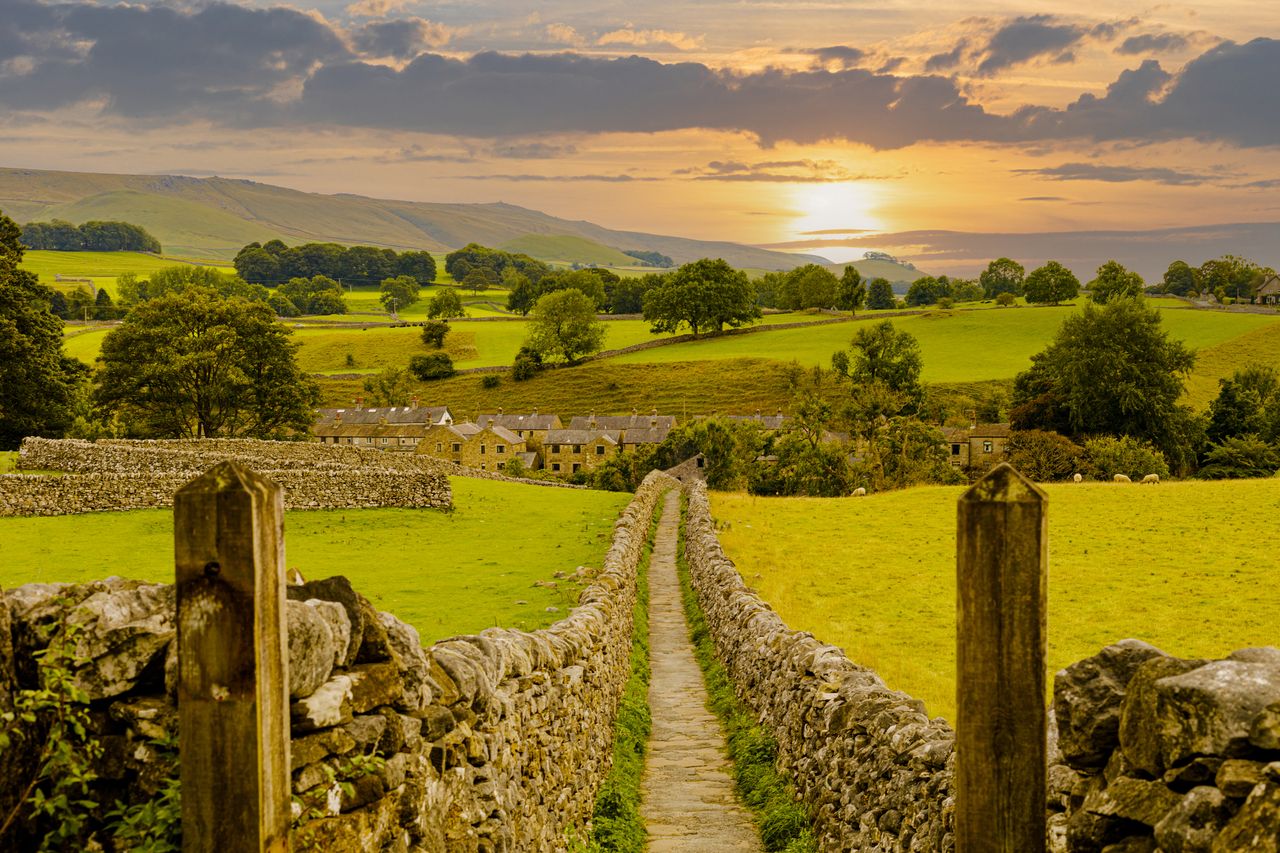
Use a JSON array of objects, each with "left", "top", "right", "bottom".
[{"left": 787, "top": 182, "right": 884, "bottom": 239}]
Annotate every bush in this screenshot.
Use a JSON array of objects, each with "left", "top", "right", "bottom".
[
  {"left": 1005, "top": 429, "right": 1084, "bottom": 481},
  {"left": 996, "top": 292, "right": 1017, "bottom": 307},
  {"left": 1083, "top": 435, "right": 1170, "bottom": 480},
  {"left": 420, "top": 319, "right": 450, "bottom": 349},
  {"left": 1197, "top": 434, "right": 1280, "bottom": 479},
  {"left": 408, "top": 353, "right": 455, "bottom": 380},
  {"left": 268, "top": 293, "right": 299, "bottom": 317},
  {"left": 512, "top": 345, "right": 543, "bottom": 381},
  {"left": 481, "top": 374, "right": 501, "bottom": 389}
]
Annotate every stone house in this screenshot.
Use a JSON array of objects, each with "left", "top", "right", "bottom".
[
  {"left": 542, "top": 429, "right": 621, "bottom": 475},
  {"left": 942, "top": 423, "right": 1011, "bottom": 471},
  {"left": 416, "top": 423, "right": 528, "bottom": 471},
  {"left": 313, "top": 403, "right": 453, "bottom": 451},
  {"left": 474, "top": 410, "right": 563, "bottom": 449},
  {"left": 567, "top": 411, "right": 674, "bottom": 456},
  {"left": 1254, "top": 274, "right": 1280, "bottom": 305}
]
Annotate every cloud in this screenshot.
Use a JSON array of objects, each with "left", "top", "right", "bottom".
[
  {"left": 1117, "top": 32, "right": 1191, "bottom": 55},
  {"left": 925, "top": 39, "right": 969, "bottom": 72},
  {"left": 453, "top": 173, "right": 656, "bottom": 182},
  {"left": 676, "top": 158, "right": 891, "bottom": 183},
  {"left": 1019, "top": 196, "right": 1070, "bottom": 201},
  {"left": 352, "top": 18, "right": 455, "bottom": 58},
  {"left": 805, "top": 45, "right": 865, "bottom": 69},
  {"left": 544, "top": 23, "right": 584, "bottom": 47},
  {"left": 490, "top": 141, "right": 579, "bottom": 159},
  {"left": 345, "top": 0, "right": 415, "bottom": 19},
  {"left": 1013, "top": 162, "right": 1214, "bottom": 185},
  {"left": 596, "top": 27, "right": 704, "bottom": 51},
  {"left": 974, "top": 15, "right": 1088, "bottom": 75}
]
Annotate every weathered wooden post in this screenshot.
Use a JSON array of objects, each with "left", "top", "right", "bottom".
[
  {"left": 175, "top": 462, "right": 291, "bottom": 853},
  {"left": 956, "top": 462, "right": 1047, "bottom": 852}
]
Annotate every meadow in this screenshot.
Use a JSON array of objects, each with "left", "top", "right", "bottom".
[
  {"left": 0, "top": 477, "right": 631, "bottom": 643},
  {"left": 709, "top": 479, "right": 1280, "bottom": 723},
  {"left": 22, "top": 250, "right": 235, "bottom": 295}
]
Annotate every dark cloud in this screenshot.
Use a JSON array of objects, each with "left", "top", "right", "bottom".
[
  {"left": 351, "top": 18, "right": 451, "bottom": 59},
  {"left": 1019, "top": 196, "right": 1070, "bottom": 202},
  {"left": 454, "top": 173, "right": 655, "bottom": 182},
  {"left": 1013, "top": 163, "right": 1214, "bottom": 186},
  {"left": 805, "top": 45, "right": 865, "bottom": 68},
  {"left": 925, "top": 40, "right": 968, "bottom": 72},
  {"left": 975, "top": 15, "right": 1087, "bottom": 76},
  {"left": 490, "top": 141, "right": 579, "bottom": 159},
  {"left": 675, "top": 159, "right": 893, "bottom": 182},
  {"left": 1117, "top": 32, "right": 1190, "bottom": 55}
]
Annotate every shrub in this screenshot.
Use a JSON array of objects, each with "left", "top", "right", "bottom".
[
  {"left": 420, "top": 319, "right": 450, "bottom": 349},
  {"left": 1006, "top": 429, "right": 1084, "bottom": 481},
  {"left": 480, "top": 374, "right": 501, "bottom": 389},
  {"left": 996, "top": 292, "right": 1017, "bottom": 307},
  {"left": 1197, "top": 434, "right": 1280, "bottom": 479},
  {"left": 512, "top": 345, "right": 543, "bottom": 381},
  {"left": 268, "top": 293, "right": 299, "bottom": 317},
  {"left": 408, "top": 353, "right": 455, "bottom": 381},
  {"left": 1083, "top": 434, "right": 1170, "bottom": 480}
]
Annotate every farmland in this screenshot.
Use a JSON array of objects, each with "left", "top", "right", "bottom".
[
  {"left": 0, "top": 477, "right": 630, "bottom": 643},
  {"left": 21, "top": 250, "right": 235, "bottom": 295},
  {"left": 709, "top": 479, "right": 1280, "bottom": 722}
]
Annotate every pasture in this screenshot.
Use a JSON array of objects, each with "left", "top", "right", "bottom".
[
  {"left": 709, "top": 478, "right": 1280, "bottom": 723},
  {"left": 0, "top": 477, "right": 630, "bottom": 643},
  {"left": 21, "top": 250, "right": 235, "bottom": 295}
]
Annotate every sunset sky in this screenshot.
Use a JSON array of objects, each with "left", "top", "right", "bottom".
[{"left": 2, "top": 0, "right": 1279, "bottom": 267}]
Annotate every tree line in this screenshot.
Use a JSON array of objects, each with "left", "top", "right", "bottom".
[
  {"left": 233, "top": 240, "right": 436, "bottom": 287},
  {"left": 21, "top": 220, "right": 161, "bottom": 253}
]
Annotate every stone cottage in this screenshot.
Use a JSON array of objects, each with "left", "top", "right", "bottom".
[
  {"left": 542, "top": 429, "right": 621, "bottom": 475},
  {"left": 943, "top": 422, "right": 1011, "bottom": 471}
]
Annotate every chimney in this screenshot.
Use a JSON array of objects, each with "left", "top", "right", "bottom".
[
  {"left": 411, "top": 395, "right": 419, "bottom": 408},
  {"left": 588, "top": 411, "right": 596, "bottom": 429},
  {"left": 379, "top": 416, "right": 387, "bottom": 425},
  {"left": 335, "top": 411, "right": 342, "bottom": 423},
  {"left": 499, "top": 406, "right": 504, "bottom": 415}
]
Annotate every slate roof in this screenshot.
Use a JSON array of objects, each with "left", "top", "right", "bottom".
[
  {"left": 567, "top": 413, "right": 677, "bottom": 431},
  {"left": 316, "top": 406, "right": 451, "bottom": 425},
  {"left": 314, "top": 422, "right": 428, "bottom": 439},
  {"left": 619, "top": 426, "right": 672, "bottom": 445},
  {"left": 723, "top": 413, "right": 788, "bottom": 430},
  {"left": 544, "top": 429, "right": 622, "bottom": 446},
  {"left": 476, "top": 412, "right": 563, "bottom": 431}
]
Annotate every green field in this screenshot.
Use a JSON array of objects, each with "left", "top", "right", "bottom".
[
  {"left": 22, "top": 250, "right": 235, "bottom": 296},
  {"left": 709, "top": 480, "right": 1280, "bottom": 722},
  {"left": 0, "top": 477, "right": 631, "bottom": 643},
  {"left": 499, "top": 233, "right": 639, "bottom": 267}
]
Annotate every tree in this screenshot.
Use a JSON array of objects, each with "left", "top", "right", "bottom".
[
  {"left": 642, "top": 258, "right": 759, "bottom": 337},
  {"left": 1005, "top": 430, "right": 1084, "bottom": 481},
  {"left": 1089, "top": 260, "right": 1144, "bottom": 304},
  {"left": 0, "top": 211, "right": 84, "bottom": 448},
  {"left": 778, "top": 264, "right": 838, "bottom": 310},
  {"left": 420, "top": 319, "right": 450, "bottom": 349},
  {"left": 836, "top": 266, "right": 866, "bottom": 313},
  {"left": 1082, "top": 435, "right": 1170, "bottom": 480},
  {"left": 949, "top": 278, "right": 985, "bottom": 303},
  {"left": 844, "top": 321, "right": 923, "bottom": 397},
  {"left": 379, "top": 275, "right": 421, "bottom": 313},
  {"left": 1197, "top": 435, "right": 1280, "bottom": 479},
  {"left": 427, "top": 288, "right": 465, "bottom": 319},
  {"left": 92, "top": 288, "right": 118, "bottom": 321},
  {"left": 512, "top": 345, "right": 543, "bottom": 381},
  {"left": 120, "top": 266, "right": 265, "bottom": 306},
  {"left": 396, "top": 250, "right": 437, "bottom": 284},
  {"left": 1010, "top": 298, "right": 1196, "bottom": 469},
  {"left": 362, "top": 366, "right": 414, "bottom": 405},
  {"left": 462, "top": 268, "right": 494, "bottom": 295},
  {"left": 234, "top": 247, "right": 281, "bottom": 285},
  {"left": 905, "top": 276, "right": 951, "bottom": 306},
  {"left": 1197, "top": 255, "right": 1271, "bottom": 302},
  {"left": 407, "top": 353, "right": 455, "bottom": 381},
  {"left": 94, "top": 288, "right": 318, "bottom": 438},
  {"left": 1207, "top": 365, "right": 1280, "bottom": 443},
  {"left": 980, "top": 257, "right": 1025, "bottom": 298},
  {"left": 1161, "top": 260, "right": 1198, "bottom": 296},
  {"left": 277, "top": 275, "right": 346, "bottom": 315},
  {"left": 865, "top": 278, "right": 895, "bottom": 310},
  {"left": 1023, "top": 261, "right": 1080, "bottom": 305},
  {"left": 525, "top": 289, "right": 607, "bottom": 364}
]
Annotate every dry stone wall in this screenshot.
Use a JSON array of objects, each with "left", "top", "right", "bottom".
[
  {"left": 1049, "top": 640, "right": 1280, "bottom": 852},
  {"left": 682, "top": 481, "right": 956, "bottom": 852},
  {"left": 0, "top": 471, "right": 674, "bottom": 851}
]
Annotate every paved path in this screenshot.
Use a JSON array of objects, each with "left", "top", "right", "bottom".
[{"left": 640, "top": 491, "right": 763, "bottom": 852}]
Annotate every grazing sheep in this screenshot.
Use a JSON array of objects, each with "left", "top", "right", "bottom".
[
  {"left": 1113, "top": 474, "right": 1132, "bottom": 483},
  {"left": 1141, "top": 473, "right": 1160, "bottom": 484},
  {"left": 852, "top": 487, "right": 867, "bottom": 496},
  {"left": 1073, "top": 473, "right": 1083, "bottom": 483}
]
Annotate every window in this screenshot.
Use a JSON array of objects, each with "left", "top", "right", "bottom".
[
  {"left": 696, "top": 457, "right": 705, "bottom": 468},
  {"left": 497, "top": 445, "right": 506, "bottom": 454},
  {"left": 951, "top": 444, "right": 962, "bottom": 456},
  {"left": 573, "top": 444, "right": 581, "bottom": 453},
  {"left": 552, "top": 444, "right": 561, "bottom": 453},
  {"left": 380, "top": 438, "right": 389, "bottom": 445},
  {"left": 480, "top": 444, "right": 486, "bottom": 455},
  {"left": 983, "top": 441, "right": 994, "bottom": 453},
  {"left": 480, "top": 463, "right": 486, "bottom": 470},
  {"left": 497, "top": 462, "right": 505, "bottom": 469},
  {"left": 436, "top": 442, "right": 443, "bottom": 452},
  {"left": 595, "top": 445, "right": 604, "bottom": 455},
  {"left": 572, "top": 463, "right": 581, "bottom": 472},
  {"left": 366, "top": 438, "right": 374, "bottom": 444},
  {"left": 552, "top": 463, "right": 561, "bottom": 472},
  {"left": 451, "top": 443, "right": 461, "bottom": 453}
]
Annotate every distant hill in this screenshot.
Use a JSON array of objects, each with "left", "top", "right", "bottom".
[
  {"left": 498, "top": 234, "right": 639, "bottom": 267},
  {"left": 829, "top": 257, "right": 923, "bottom": 288},
  {"left": 0, "top": 166, "right": 826, "bottom": 270}
]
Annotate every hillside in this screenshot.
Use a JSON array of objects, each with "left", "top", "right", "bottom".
[
  {"left": 0, "top": 166, "right": 826, "bottom": 270},
  {"left": 826, "top": 257, "right": 922, "bottom": 287},
  {"left": 498, "top": 234, "right": 639, "bottom": 267}
]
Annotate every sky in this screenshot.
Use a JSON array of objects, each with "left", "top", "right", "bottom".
[{"left": 2, "top": 0, "right": 1279, "bottom": 267}]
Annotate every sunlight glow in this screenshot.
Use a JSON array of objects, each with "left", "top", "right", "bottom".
[{"left": 787, "top": 182, "right": 885, "bottom": 241}]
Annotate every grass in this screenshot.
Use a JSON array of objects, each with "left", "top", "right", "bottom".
[
  {"left": 1182, "top": 320, "right": 1280, "bottom": 409},
  {"left": 21, "top": 250, "right": 235, "bottom": 296},
  {"left": 0, "top": 452, "right": 16, "bottom": 474},
  {"left": 0, "top": 477, "right": 631, "bottom": 644},
  {"left": 677, "top": 497, "right": 817, "bottom": 853},
  {"left": 587, "top": 501, "right": 661, "bottom": 852},
  {"left": 499, "top": 234, "right": 638, "bottom": 267},
  {"left": 709, "top": 479, "right": 1280, "bottom": 723}
]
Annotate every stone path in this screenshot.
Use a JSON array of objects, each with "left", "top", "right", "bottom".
[{"left": 640, "top": 491, "right": 763, "bottom": 852}]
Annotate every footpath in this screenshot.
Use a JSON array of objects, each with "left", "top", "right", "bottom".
[{"left": 639, "top": 491, "right": 763, "bottom": 852}]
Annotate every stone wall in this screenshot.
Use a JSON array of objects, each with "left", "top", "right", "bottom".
[
  {"left": 0, "top": 471, "right": 675, "bottom": 851},
  {"left": 681, "top": 481, "right": 956, "bottom": 852},
  {"left": 1049, "top": 640, "right": 1280, "bottom": 852}
]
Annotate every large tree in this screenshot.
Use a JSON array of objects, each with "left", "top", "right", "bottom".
[
  {"left": 777, "top": 263, "right": 838, "bottom": 310},
  {"left": 1089, "top": 260, "right": 1144, "bottom": 304},
  {"left": 843, "top": 320, "right": 923, "bottom": 397},
  {"left": 836, "top": 265, "right": 866, "bottom": 313},
  {"left": 1023, "top": 261, "right": 1080, "bottom": 305},
  {"left": 1010, "top": 298, "right": 1197, "bottom": 470},
  {"left": 525, "top": 289, "right": 607, "bottom": 364},
  {"left": 642, "top": 258, "right": 759, "bottom": 337},
  {"left": 94, "top": 288, "right": 318, "bottom": 438},
  {"left": 1160, "top": 260, "right": 1198, "bottom": 296},
  {"left": 865, "top": 278, "right": 895, "bottom": 310},
  {"left": 980, "top": 257, "right": 1025, "bottom": 298},
  {"left": 0, "top": 212, "right": 84, "bottom": 449}
]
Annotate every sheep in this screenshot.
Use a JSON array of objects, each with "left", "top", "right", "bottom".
[
  {"left": 1113, "top": 474, "right": 1132, "bottom": 483},
  {"left": 1073, "top": 473, "right": 1083, "bottom": 483},
  {"left": 1141, "top": 473, "right": 1160, "bottom": 485},
  {"left": 852, "top": 487, "right": 867, "bottom": 496}
]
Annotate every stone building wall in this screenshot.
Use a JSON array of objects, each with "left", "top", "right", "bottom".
[
  {"left": 0, "top": 471, "right": 674, "bottom": 851},
  {"left": 681, "top": 481, "right": 956, "bottom": 852},
  {"left": 1048, "top": 640, "right": 1280, "bottom": 852}
]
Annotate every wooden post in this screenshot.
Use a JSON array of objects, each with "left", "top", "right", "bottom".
[
  {"left": 175, "top": 462, "right": 291, "bottom": 853},
  {"left": 956, "top": 462, "right": 1047, "bottom": 852}
]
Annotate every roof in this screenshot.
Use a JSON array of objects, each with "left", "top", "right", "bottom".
[
  {"left": 943, "top": 423, "right": 1012, "bottom": 439},
  {"left": 619, "top": 426, "right": 672, "bottom": 445},
  {"left": 1256, "top": 275, "right": 1280, "bottom": 296},
  {"left": 723, "top": 413, "right": 788, "bottom": 430},
  {"left": 568, "top": 413, "right": 677, "bottom": 431},
  {"left": 480, "top": 424, "right": 523, "bottom": 444},
  {"left": 314, "top": 422, "right": 428, "bottom": 439},
  {"left": 515, "top": 451, "right": 538, "bottom": 468},
  {"left": 476, "top": 412, "right": 563, "bottom": 430},
  {"left": 316, "top": 406, "right": 451, "bottom": 425},
  {"left": 545, "top": 429, "right": 622, "bottom": 445}
]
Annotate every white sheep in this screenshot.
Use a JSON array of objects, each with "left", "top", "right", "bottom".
[
  {"left": 1113, "top": 474, "right": 1132, "bottom": 483},
  {"left": 1072, "top": 473, "right": 1083, "bottom": 483},
  {"left": 852, "top": 487, "right": 867, "bottom": 496},
  {"left": 1141, "top": 474, "right": 1160, "bottom": 485}
]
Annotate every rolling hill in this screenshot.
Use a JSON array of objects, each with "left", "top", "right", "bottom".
[
  {"left": 0, "top": 166, "right": 828, "bottom": 270},
  {"left": 498, "top": 234, "right": 640, "bottom": 267}
]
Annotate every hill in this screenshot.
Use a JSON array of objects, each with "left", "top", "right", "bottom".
[
  {"left": 0, "top": 166, "right": 827, "bottom": 270},
  {"left": 498, "top": 234, "right": 639, "bottom": 267},
  {"left": 825, "top": 257, "right": 922, "bottom": 287}
]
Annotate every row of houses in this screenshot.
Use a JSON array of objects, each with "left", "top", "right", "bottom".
[{"left": 312, "top": 403, "right": 1011, "bottom": 475}]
